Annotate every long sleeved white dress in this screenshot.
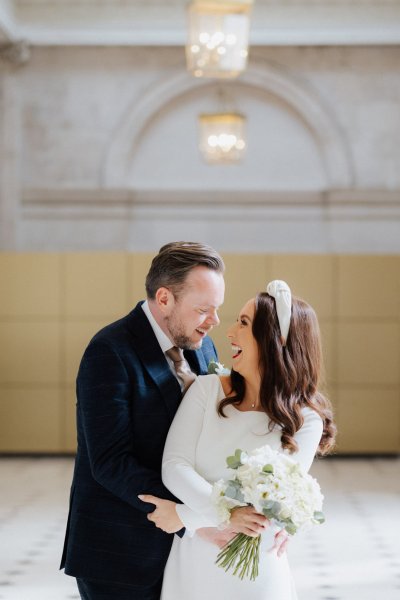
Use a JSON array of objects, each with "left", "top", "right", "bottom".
[{"left": 161, "top": 374, "right": 323, "bottom": 600}]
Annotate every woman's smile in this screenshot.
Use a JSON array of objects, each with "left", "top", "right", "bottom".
[
  {"left": 227, "top": 299, "right": 259, "bottom": 379},
  {"left": 231, "top": 344, "right": 242, "bottom": 359}
]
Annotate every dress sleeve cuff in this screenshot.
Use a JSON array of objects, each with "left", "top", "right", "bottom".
[{"left": 176, "top": 503, "right": 219, "bottom": 535}]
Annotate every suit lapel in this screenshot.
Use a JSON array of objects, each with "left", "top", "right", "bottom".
[
  {"left": 185, "top": 347, "right": 208, "bottom": 375},
  {"left": 185, "top": 335, "right": 217, "bottom": 375},
  {"left": 126, "top": 303, "right": 181, "bottom": 418}
]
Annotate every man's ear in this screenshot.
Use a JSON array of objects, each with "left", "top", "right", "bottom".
[{"left": 155, "top": 287, "right": 174, "bottom": 315}]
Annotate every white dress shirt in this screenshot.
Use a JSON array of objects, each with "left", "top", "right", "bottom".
[{"left": 141, "top": 300, "right": 181, "bottom": 386}]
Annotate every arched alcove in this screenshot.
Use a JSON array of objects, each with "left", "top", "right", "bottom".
[{"left": 101, "top": 63, "right": 354, "bottom": 190}]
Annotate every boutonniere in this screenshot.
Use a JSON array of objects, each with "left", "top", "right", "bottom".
[{"left": 208, "top": 360, "right": 231, "bottom": 376}]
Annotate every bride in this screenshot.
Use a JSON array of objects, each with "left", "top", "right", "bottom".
[{"left": 140, "top": 280, "right": 336, "bottom": 600}]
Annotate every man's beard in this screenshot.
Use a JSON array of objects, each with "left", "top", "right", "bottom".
[{"left": 165, "top": 314, "right": 202, "bottom": 350}]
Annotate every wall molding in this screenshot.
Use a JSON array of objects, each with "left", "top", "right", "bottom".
[
  {"left": 8, "top": 1, "right": 400, "bottom": 46},
  {"left": 0, "top": 40, "right": 30, "bottom": 65},
  {"left": 19, "top": 187, "right": 400, "bottom": 253},
  {"left": 21, "top": 188, "right": 400, "bottom": 220},
  {"left": 102, "top": 63, "right": 354, "bottom": 190}
]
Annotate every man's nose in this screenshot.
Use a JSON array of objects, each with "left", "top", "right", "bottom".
[{"left": 206, "top": 310, "right": 220, "bottom": 326}]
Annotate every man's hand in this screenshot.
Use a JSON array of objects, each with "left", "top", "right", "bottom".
[
  {"left": 138, "top": 494, "right": 183, "bottom": 534},
  {"left": 196, "top": 527, "right": 237, "bottom": 549}
]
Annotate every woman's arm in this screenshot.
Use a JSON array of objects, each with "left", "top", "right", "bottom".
[
  {"left": 292, "top": 407, "right": 324, "bottom": 472},
  {"left": 162, "top": 377, "right": 221, "bottom": 532},
  {"left": 151, "top": 376, "right": 267, "bottom": 537}
]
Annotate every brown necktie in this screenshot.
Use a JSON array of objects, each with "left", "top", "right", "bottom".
[{"left": 166, "top": 346, "right": 196, "bottom": 395}]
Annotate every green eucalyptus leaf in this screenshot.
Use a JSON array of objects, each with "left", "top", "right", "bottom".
[
  {"left": 262, "top": 464, "right": 274, "bottom": 474},
  {"left": 284, "top": 521, "right": 297, "bottom": 535},
  {"left": 207, "top": 360, "right": 219, "bottom": 374},
  {"left": 226, "top": 456, "right": 241, "bottom": 469},
  {"left": 236, "top": 490, "right": 245, "bottom": 503},
  {"left": 226, "top": 449, "right": 244, "bottom": 469},
  {"left": 227, "top": 479, "right": 241, "bottom": 493},
  {"left": 225, "top": 485, "right": 239, "bottom": 499},
  {"left": 270, "top": 501, "right": 281, "bottom": 516},
  {"left": 227, "top": 478, "right": 241, "bottom": 487},
  {"left": 313, "top": 511, "right": 325, "bottom": 524},
  {"left": 224, "top": 479, "right": 245, "bottom": 501}
]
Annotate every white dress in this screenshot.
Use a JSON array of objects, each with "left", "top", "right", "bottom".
[{"left": 161, "top": 374, "right": 323, "bottom": 600}]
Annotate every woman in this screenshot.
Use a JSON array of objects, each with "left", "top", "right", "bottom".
[{"left": 142, "top": 280, "right": 336, "bottom": 599}]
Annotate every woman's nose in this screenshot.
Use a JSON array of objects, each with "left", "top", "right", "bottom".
[{"left": 226, "top": 323, "right": 234, "bottom": 338}]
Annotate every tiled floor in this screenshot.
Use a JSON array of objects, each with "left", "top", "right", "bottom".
[{"left": 0, "top": 457, "right": 399, "bottom": 600}]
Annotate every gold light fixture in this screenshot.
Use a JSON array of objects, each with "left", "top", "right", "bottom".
[
  {"left": 186, "top": 0, "right": 253, "bottom": 79},
  {"left": 198, "top": 112, "right": 246, "bottom": 164}
]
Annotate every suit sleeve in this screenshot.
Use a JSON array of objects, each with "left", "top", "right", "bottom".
[{"left": 77, "top": 339, "right": 177, "bottom": 513}]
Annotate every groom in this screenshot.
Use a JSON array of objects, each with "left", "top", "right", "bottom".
[{"left": 60, "top": 241, "right": 226, "bottom": 600}]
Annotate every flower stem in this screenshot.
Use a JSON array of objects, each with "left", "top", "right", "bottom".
[{"left": 216, "top": 534, "right": 261, "bottom": 581}]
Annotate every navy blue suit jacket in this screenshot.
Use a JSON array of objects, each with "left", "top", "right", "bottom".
[{"left": 61, "top": 301, "right": 218, "bottom": 586}]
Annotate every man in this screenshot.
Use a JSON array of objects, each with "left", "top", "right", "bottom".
[{"left": 61, "top": 241, "right": 225, "bottom": 600}]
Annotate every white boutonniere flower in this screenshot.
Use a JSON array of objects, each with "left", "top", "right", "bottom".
[{"left": 208, "top": 360, "right": 230, "bottom": 376}]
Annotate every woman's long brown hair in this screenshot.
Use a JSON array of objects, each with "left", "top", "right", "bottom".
[{"left": 218, "top": 292, "right": 336, "bottom": 454}]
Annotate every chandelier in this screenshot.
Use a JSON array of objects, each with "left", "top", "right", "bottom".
[
  {"left": 186, "top": 0, "right": 253, "bottom": 79},
  {"left": 198, "top": 112, "right": 247, "bottom": 164}
]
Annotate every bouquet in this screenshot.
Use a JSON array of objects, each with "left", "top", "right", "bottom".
[{"left": 212, "top": 445, "right": 325, "bottom": 581}]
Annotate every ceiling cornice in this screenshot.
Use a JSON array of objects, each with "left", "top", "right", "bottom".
[{"left": 4, "top": 1, "right": 400, "bottom": 46}]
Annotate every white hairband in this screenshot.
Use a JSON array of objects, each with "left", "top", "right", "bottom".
[{"left": 266, "top": 280, "right": 292, "bottom": 346}]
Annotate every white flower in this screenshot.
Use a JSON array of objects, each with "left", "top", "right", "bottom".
[
  {"left": 207, "top": 360, "right": 231, "bottom": 376},
  {"left": 213, "top": 443, "right": 325, "bottom": 535},
  {"left": 211, "top": 478, "right": 246, "bottom": 525},
  {"left": 212, "top": 443, "right": 326, "bottom": 582}
]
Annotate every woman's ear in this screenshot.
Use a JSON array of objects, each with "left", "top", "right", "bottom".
[{"left": 155, "top": 287, "right": 175, "bottom": 315}]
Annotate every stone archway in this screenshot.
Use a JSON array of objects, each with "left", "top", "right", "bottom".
[{"left": 101, "top": 62, "right": 354, "bottom": 189}]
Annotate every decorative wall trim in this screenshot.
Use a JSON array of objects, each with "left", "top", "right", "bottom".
[
  {"left": 21, "top": 188, "right": 400, "bottom": 219},
  {"left": 8, "top": 1, "right": 400, "bottom": 46},
  {"left": 19, "top": 187, "right": 400, "bottom": 253},
  {"left": 102, "top": 63, "right": 354, "bottom": 190},
  {"left": 0, "top": 40, "right": 30, "bottom": 65}
]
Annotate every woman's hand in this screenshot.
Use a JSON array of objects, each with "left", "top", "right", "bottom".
[
  {"left": 138, "top": 494, "right": 183, "bottom": 534},
  {"left": 273, "top": 528, "right": 289, "bottom": 557},
  {"left": 229, "top": 506, "right": 268, "bottom": 537},
  {"left": 196, "top": 527, "right": 237, "bottom": 549}
]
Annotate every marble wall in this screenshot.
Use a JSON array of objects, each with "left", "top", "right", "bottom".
[{"left": 0, "top": 45, "right": 399, "bottom": 252}]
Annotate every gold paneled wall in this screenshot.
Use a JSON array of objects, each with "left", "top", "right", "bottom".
[{"left": 0, "top": 253, "right": 399, "bottom": 454}]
